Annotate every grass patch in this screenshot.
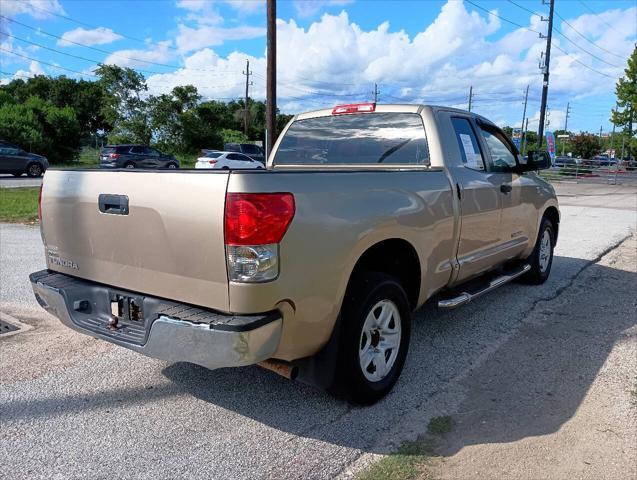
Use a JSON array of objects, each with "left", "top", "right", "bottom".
[
  {"left": 0, "top": 187, "right": 39, "bottom": 223},
  {"left": 427, "top": 415, "right": 455, "bottom": 435},
  {"left": 358, "top": 437, "right": 435, "bottom": 480}
]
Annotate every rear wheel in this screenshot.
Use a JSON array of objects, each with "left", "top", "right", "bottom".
[
  {"left": 124, "top": 162, "right": 135, "bottom": 169},
  {"left": 166, "top": 162, "right": 178, "bottom": 169},
  {"left": 332, "top": 272, "right": 411, "bottom": 405},
  {"left": 12, "top": 173, "right": 22, "bottom": 177},
  {"left": 522, "top": 217, "right": 555, "bottom": 284},
  {"left": 26, "top": 163, "right": 43, "bottom": 178}
]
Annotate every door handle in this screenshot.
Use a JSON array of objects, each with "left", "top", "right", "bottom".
[
  {"left": 500, "top": 184, "right": 512, "bottom": 194},
  {"left": 98, "top": 194, "right": 129, "bottom": 215}
]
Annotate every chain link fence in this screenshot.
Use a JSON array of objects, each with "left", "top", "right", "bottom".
[{"left": 539, "top": 159, "right": 637, "bottom": 185}]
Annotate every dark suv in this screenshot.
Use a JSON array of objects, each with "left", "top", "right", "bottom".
[
  {"left": 100, "top": 145, "right": 179, "bottom": 169},
  {"left": 0, "top": 140, "right": 49, "bottom": 177},
  {"left": 224, "top": 143, "right": 265, "bottom": 163}
]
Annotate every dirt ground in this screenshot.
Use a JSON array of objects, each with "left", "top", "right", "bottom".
[{"left": 424, "top": 236, "right": 637, "bottom": 480}]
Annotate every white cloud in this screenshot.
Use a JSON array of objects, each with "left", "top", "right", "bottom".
[
  {"left": 14, "top": 60, "right": 46, "bottom": 79},
  {"left": 0, "top": 0, "right": 64, "bottom": 19},
  {"left": 57, "top": 27, "right": 123, "bottom": 47},
  {"left": 133, "top": 1, "right": 634, "bottom": 131},
  {"left": 175, "top": 24, "right": 265, "bottom": 52},
  {"left": 102, "top": 41, "right": 174, "bottom": 68},
  {"left": 292, "top": 0, "right": 354, "bottom": 18}
]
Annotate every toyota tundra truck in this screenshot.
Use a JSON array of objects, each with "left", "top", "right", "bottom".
[{"left": 30, "top": 103, "right": 559, "bottom": 404}]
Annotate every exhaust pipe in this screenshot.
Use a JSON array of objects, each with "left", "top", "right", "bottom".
[{"left": 258, "top": 359, "right": 298, "bottom": 380}]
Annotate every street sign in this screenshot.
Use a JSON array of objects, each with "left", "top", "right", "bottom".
[
  {"left": 512, "top": 128, "right": 522, "bottom": 149},
  {"left": 545, "top": 131, "right": 556, "bottom": 159}
]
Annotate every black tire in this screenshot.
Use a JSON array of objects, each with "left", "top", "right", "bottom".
[
  {"left": 12, "top": 173, "right": 22, "bottom": 177},
  {"left": 222, "top": 166, "right": 230, "bottom": 170},
  {"left": 166, "top": 163, "right": 178, "bottom": 169},
  {"left": 26, "top": 163, "right": 43, "bottom": 178},
  {"left": 124, "top": 162, "right": 135, "bottom": 169},
  {"left": 332, "top": 272, "right": 411, "bottom": 405},
  {"left": 522, "top": 217, "right": 555, "bottom": 284}
]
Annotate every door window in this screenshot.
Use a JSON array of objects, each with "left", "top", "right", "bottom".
[
  {"left": 130, "top": 146, "right": 144, "bottom": 154},
  {"left": 451, "top": 117, "right": 485, "bottom": 171},
  {"left": 477, "top": 124, "right": 518, "bottom": 172}
]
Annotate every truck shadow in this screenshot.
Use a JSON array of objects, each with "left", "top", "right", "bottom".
[{"left": 161, "top": 255, "right": 637, "bottom": 454}]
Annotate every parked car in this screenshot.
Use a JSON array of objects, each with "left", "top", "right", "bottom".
[
  {"left": 195, "top": 151, "right": 265, "bottom": 170},
  {"left": 99, "top": 145, "right": 179, "bottom": 169},
  {"left": 224, "top": 143, "right": 266, "bottom": 163},
  {"left": 0, "top": 140, "right": 48, "bottom": 177},
  {"left": 31, "top": 103, "right": 558, "bottom": 405},
  {"left": 553, "top": 156, "right": 578, "bottom": 168}
]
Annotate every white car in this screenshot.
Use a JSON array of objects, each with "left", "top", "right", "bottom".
[{"left": 195, "top": 151, "right": 265, "bottom": 170}]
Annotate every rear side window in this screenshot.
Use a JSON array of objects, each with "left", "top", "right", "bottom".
[
  {"left": 101, "top": 147, "right": 117, "bottom": 154},
  {"left": 273, "top": 113, "right": 429, "bottom": 166},
  {"left": 450, "top": 117, "right": 485, "bottom": 171},
  {"left": 130, "top": 146, "right": 144, "bottom": 154}
]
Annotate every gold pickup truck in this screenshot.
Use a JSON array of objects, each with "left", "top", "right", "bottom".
[{"left": 30, "top": 103, "right": 559, "bottom": 404}]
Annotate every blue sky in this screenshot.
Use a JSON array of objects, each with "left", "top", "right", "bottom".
[{"left": 1, "top": 0, "right": 636, "bottom": 134}]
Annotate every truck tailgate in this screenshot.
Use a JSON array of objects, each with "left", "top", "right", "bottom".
[{"left": 40, "top": 170, "right": 230, "bottom": 311}]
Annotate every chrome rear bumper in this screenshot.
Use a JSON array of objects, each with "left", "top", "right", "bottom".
[{"left": 30, "top": 270, "right": 282, "bottom": 370}]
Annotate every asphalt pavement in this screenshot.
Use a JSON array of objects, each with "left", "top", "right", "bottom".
[
  {"left": 0, "top": 174, "right": 42, "bottom": 188},
  {"left": 0, "top": 183, "right": 635, "bottom": 480}
]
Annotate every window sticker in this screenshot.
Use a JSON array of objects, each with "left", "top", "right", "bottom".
[{"left": 459, "top": 134, "right": 483, "bottom": 169}]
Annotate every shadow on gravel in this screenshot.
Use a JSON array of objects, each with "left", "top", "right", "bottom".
[
  {"left": 3, "top": 257, "right": 633, "bottom": 457},
  {"left": 160, "top": 256, "right": 636, "bottom": 453}
]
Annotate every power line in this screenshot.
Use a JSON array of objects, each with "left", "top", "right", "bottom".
[
  {"left": 551, "top": 43, "right": 616, "bottom": 79},
  {"left": 504, "top": 0, "right": 621, "bottom": 68},
  {"left": 0, "top": 48, "right": 96, "bottom": 77},
  {"left": 577, "top": 0, "right": 616, "bottom": 31},
  {"left": 1, "top": 16, "right": 242, "bottom": 76},
  {"left": 25, "top": 2, "right": 181, "bottom": 53},
  {"left": 553, "top": 10, "right": 627, "bottom": 60},
  {"left": 466, "top": 0, "right": 620, "bottom": 80}
]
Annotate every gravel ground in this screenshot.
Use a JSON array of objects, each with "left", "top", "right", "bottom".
[{"left": 0, "top": 185, "right": 635, "bottom": 480}]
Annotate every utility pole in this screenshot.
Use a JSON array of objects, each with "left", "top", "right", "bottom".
[
  {"left": 373, "top": 83, "right": 380, "bottom": 103},
  {"left": 562, "top": 102, "right": 571, "bottom": 156},
  {"left": 468, "top": 85, "right": 473, "bottom": 112},
  {"left": 520, "top": 84, "right": 529, "bottom": 152},
  {"left": 537, "top": 0, "right": 555, "bottom": 149},
  {"left": 521, "top": 117, "right": 529, "bottom": 155},
  {"left": 265, "top": 0, "right": 276, "bottom": 158},
  {"left": 242, "top": 59, "right": 253, "bottom": 136}
]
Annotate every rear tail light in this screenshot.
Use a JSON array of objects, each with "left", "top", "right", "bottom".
[
  {"left": 109, "top": 153, "right": 120, "bottom": 159},
  {"left": 332, "top": 102, "right": 376, "bottom": 115},
  {"left": 224, "top": 193, "right": 295, "bottom": 282},
  {"left": 208, "top": 159, "right": 217, "bottom": 164}
]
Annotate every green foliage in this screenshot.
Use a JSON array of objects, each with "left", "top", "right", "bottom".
[
  {"left": 357, "top": 437, "right": 435, "bottom": 480},
  {"left": 220, "top": 129, "right": 248, "bottom": 144},
  {"left": 0, "top": 95, "right": 80, "bottom": 163},
  {"left": 0, "top": 67, "right": 304, "bottom": 164}
]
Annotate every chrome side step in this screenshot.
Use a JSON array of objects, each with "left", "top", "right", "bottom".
[{"left": 438, "top": 264, "right": 531, "bottom": 309}]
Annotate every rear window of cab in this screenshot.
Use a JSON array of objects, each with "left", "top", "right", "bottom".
[{"left": 273, "top": 113, "right": 429, "bottom": 166}]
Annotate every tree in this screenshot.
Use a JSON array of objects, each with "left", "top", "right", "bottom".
[
  {"left": 95, "top": 64, "right": 150, "bottom": 144},
  {"left": 571, "top": 133, "right": 600, "bottom": 159},
  {"left": 611, "top": 46, "right": 637, "bottom": 159},
  {"left": 0, "top": 95, "right": 80, "bottom": 163}
]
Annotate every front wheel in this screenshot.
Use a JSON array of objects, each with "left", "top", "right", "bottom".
[
  {"left": 332, "top": 272, "right": 411, "bottom": 405},
  {"left": 522, "top": 217, "right": 555, "bottom": 284},
  {"left": 166, "top": 162, "right": 178, "bottom": 169}
]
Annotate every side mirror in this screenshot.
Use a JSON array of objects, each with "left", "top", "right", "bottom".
[{"left": 521, "top": 151, "right": 551, "bottom": 171}]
